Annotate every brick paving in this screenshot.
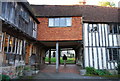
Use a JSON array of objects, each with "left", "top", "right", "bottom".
[
  {"left": 40, "top": 64, "right": 80, "bottom": 74},
  {"left": 32, "top": 64, "right": 117, "bottom": 79}
]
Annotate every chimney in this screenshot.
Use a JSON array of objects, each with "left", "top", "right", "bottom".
[{"left": 79, "top": 0, "right": 86, "bottom": 5}]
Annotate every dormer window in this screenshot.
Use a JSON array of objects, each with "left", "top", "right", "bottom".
[{"left": 49, "top": 17, "right": 72, "bottom": 27}]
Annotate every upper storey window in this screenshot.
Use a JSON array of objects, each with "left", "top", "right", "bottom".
[
  {"left": 109, "top": 24, "right": 120, "bottom": 34},
  {"left": 49, "top": 17, "right": 72, "bottom": 27}
]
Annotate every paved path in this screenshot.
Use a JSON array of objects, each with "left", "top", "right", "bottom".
[
  {"left": 28, "top": 64, "right": 119, "bottom": 80},
  {"left": 33, "top": 72, "right": 106, "bottom": 79},
  {"left": 40, "top": 64, "right": 80, "bottom": 74},
  {"left": 33, "top": 64, "right": 106, "bottom": 79}
]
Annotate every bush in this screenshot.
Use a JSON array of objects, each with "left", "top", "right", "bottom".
[
  {"left": 85, "top": 67, "right": 97, "bottom": 75},
  {"left": 95, "top": 70, "right": 105, "bottom": 75},
  {"left": 1, "top": 74, "right": 11, "bottom": 81},
  {"left": 116, "top": 62, "right": 120, "bottom": 74},
  {"left": 85, "top": 67, "right": 111, "bottom": 76},
  {"left": 24, "top": 66, "right": 31, "bottom": 71},
  {"left": 95, "top": 70, "right": 111, "bottom": 76}
]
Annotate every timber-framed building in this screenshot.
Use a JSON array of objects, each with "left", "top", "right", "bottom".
[{"left": 0, "top": 0, "right": 120, "bottom": 78}]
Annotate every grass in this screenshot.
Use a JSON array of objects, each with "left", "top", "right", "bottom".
[
  {"left": 45, "top": 57, "right": 75, "bottom": 64},
  {"left": 19, "top": 76, "right": 34, "bottom": 79}
]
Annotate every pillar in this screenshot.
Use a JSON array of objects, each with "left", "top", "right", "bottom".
[
  {"left": 75, "top": 50, "right": 78, "bottom": 64},
  {"left": 49, "top": 49, "right": 51, "bottom": 64},
  {"left": 56, "top": 42, "right": 59, "bottom": 72},
  {"left": 58, "top": 48, "right": 61, "bottom": 64}
]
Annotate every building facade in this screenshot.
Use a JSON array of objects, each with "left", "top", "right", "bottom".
[
  {"left": 31, "top": 5, "right": 120, "bottom": 70},
  {"left": 0, "top": 1, "right": 120, "bottom": 78},
  {"left": 0, "top": 1, "right": 46, "bottom": 78},
  {"left": 84, "top": 23, "right": 120, "bottom": 69}
]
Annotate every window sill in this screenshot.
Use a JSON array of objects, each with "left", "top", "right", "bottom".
[
  {"left": 108, "top": 60, "right": 117, "bottom": 62},
  {"left": 108, "top": 33, "right": 120, "bottom": 35}
]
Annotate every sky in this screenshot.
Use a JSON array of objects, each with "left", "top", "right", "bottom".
[{"left": 27, "top": 0, "right": 120, "bottom": 6}]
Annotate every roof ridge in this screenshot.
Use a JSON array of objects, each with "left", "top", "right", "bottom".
[
  {"left": 31, "top": 4, "right": 119, "bottom": 23},
  {"left": 30, "top": 5, "right": 118, "bottom": 9}
]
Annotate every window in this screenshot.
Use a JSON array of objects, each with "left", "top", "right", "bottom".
[
  {"left": 109, "top": 24, "right": 120, "bottom": 34},
  {"left": 33, "top": 22, "right": 37, "bottom": 38},
  {"left": 0, "top": 33, "right": 3, "bottom": 52},
  {"left": 108, "top": 48, "right": 119, "bottom": 61},
  {"left": 9, "top": 5, "right": 15, "bottom": 23},
  {"left": 89, "top": 24, "right": 98, "bottom": 32},
  {"left": 49, "top": 17, "right": 72, "bottom": 27},
  {"left": 5, "top": 2, "right": 10, "bottom": 20},
  {"left": 4, "top": 35, "right": 10, "bottom": 52},
  {"left": 1, "top": 2, "right": 6, "bottom": 19},
  {"left": 118, "top": 25, "right": 120, "bottom": 34}
]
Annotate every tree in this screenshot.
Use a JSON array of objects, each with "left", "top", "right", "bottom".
[{"left": 98, "top": 1, "right": 115, "bottom": 7}]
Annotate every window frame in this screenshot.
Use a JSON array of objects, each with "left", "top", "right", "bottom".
[
  {"left": 48, "top": 17, "right": 72, "bottom": 27},
  {"left": 109, "top": 24, "right": 120, "bottom": 34},
  {"left": 108, "top": 48, "right": 119, "bottom": 61}
]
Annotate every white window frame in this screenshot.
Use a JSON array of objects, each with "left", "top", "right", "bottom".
[{"left": 49, "top": 17, "right": 72, "bottom": 27}]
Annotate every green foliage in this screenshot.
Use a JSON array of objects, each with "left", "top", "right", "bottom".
[
  {"left": 116, "top": 62, "right": 120, "bottom": 74},
  {"left": 98, "top": 1, "right": 115, "bottom": 7},
  {"left": 1, "top": 74, "right": 11, "bottom": 81},
  {"left": 85, "top": 67, "right": 111, "bottom": 76},
  {"left": 24, "top": 66, "right": 31, "bottom": 71},
  {"left": 45, "top": 57, "right": 75, "bottom": 64},
  {"left": 95, "top": 70, "right": 111, "bottom": 76},
  {"left": 85, "top": 67, "right": 97, "bottom": 75}
]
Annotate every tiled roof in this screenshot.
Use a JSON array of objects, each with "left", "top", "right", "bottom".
[{"left": 31, "top": 5, "right": 119, "bottom": 23}]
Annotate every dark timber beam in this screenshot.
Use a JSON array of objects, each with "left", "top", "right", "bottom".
[{"left": 49, "top": 49, "right": 51, "bottom": 64}]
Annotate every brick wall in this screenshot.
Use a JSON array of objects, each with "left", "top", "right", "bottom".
[{"left": 37, "top": 17, "right": 82, "bottom": 41}]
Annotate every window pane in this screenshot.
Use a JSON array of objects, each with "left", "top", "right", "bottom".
[
  {"left": 2, "top": 2, "right": 6, "bottom": 18},
  {"left": 109, "top": 25, "right": 112, "bottom": 33},
  {"left": 108, "top": 48, "right": 119, "bottom": 61},
  {"left": 6, "top": 3, "right": 10, "bottom": 20},
  {"left": 60, "top": 18, "right": 66, "bottom": 26},
  {"left": 119, "top": 25, "right": 120, "bottom": 34},
  {"left": 9, "top": 7, "right": 15, "bottom": 23},
  {"left": 66, "top": 18, "right": 72, "bottom": 26},
  {"left": 89, "top": 24, "right": 93, "bottom": 32},
  {"left": 113, "top": 49, "right": 118, "bottom": 60},
  {"left": 114, "top": 24, "right": 117, "bottom": 34},
  {"left": 49, "top": 18, "right": 54, "bottom": 26},
  {"left": 55, "top": 18, "right": 59, "bottom": 26},
  {"left": 109, "top": 48, "right": 112, "bottom": 61}
]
